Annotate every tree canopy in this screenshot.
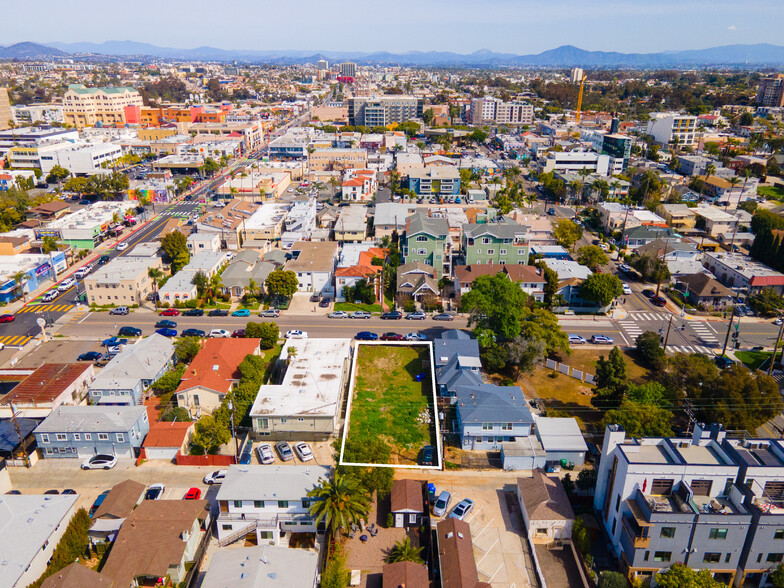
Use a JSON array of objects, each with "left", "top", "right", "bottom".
[
  {"left": 161, "top": 231, "right": 189, "bottom": 273},
  {"left": 265, "top": 269, "right": 298, "bottom": 299},
  {"left": 553, "top": 219, "right": 583, "bottom": 250},
  {"left": 580, "top": 274, "right": 623, "bottom": 307},
  {"left": 462, "top": 273, "right": 528, "bottom": 342},
  {"left": 655, "top": 563, "right": 726, "bottom": 588},
  {"left": 576, "top": 245, "right": 609, "bottom": 270}
]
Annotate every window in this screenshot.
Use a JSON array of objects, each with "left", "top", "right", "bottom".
[
  {"left": 56, "top": 433, "right": 67, "bottom": 441},
  {"left": 536, "top": 528, "right": 548, "bottom": 535},
  {"left": 98, "top": 433, "right": 109, "bottom": 441},
  {"left": 84, "top": 433, "right": 91, "bottom": 440},
  {"left": 297, "top": 417, "right": 305, "bottom": 422},
  {"left": 416, "top": 249, "right": 427, "bottom": 255},
  {"left": 725, "top": 553, "right": 732, "bottom": 563},
  {"left": 221, "top": 524, "right": 233, "bottom": 531},
  {"left": 280, "top": 418, "right": 287, "bottom": 424},
  {"left": 644, "top": 551, "right": 649, "bottom": 561},
  {"left": 116, "top": 433, "right": 124, "bottom": 443},
  {"left": 653, "top": 552, "right": 672, "bottom": 562},
  {"left": 302, "top": 500, "right": 311, "bottom": 508},
  {"left": 482, "top": 423, "right": 493, "bottom": 431},
  {"left": 73, "top": 433, "right": 80, "bottom": 441},
  {"left": 775, "top": 529, "right": 784, "bottom": 540},
  {"left": 260, "top": 531, "right": 273, "bottom": 540},
  {"left": 611, "top": 519, "right": 616, "bottom": 534},
  {"left": 501, "top": 423, "right": 512, "bottom": 431},
  {"left": 709, "top": 528, "right": 728, "bottom": 540},
  {"left": 615, "top": 495, "right": 621, "bottom": 512},
  {"left": 416, "top": 235, "right": 428, "bottom": 242},
  {"left": 233, "top": 501, "right": 242, "bottom": 508},
  {"left": 278, "top": 501, "right": 289, "bottom": 508},
  {"left": 703, "top": 553, "right": 721, "bottom": 564},
  {"left": 660, "top": 527, "right": 676, "bottom": 538},
  {"left": 768, "top": 553, "right": 784, "bottom": 563},
  {"left": 253, "top": 501, "right": 263, "bottom": 508},
  {"left": 40, "top": 434, "right": 49, "bottom": 443},
  {"left": 481, "top": 237, "right": 492, "bottom": 244},
  {"left": 518, "top": 249, "right": 526, "bottom": 255},
  {"left": 486, "top": 249, "right": 494, "bottom": 255},
  {"left": 500, "top": 249, "right": 507, "bottom": 256},
  {"left": 257, "top": 418, "right": 269, "bottom": 430}
]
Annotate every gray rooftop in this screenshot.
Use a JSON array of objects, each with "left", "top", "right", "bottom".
[
  {"left": 406, "top": 212, "right": 449, "bottom": 239},
  {"left": 455, "top": 384, "right": 534, "bottom": 425},
  {"left": 36, "top": 405, "right": 148, "bottom": 433},
  {"left": 373, "top": 203, "right": 417, "bottom": 227},
  {"left": 463, "top": 220, "right": 529, "bottom": 241},
  {"left": 216, "top": 465, "right": 330, "bottom": 501},
  {"left": 89, "top": 334, "right": 174, "bottom": 391},
  {"left": 201, "top": 546, "right": 319, "bottom": 588}
]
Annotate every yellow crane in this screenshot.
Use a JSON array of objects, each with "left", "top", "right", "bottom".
[{"left": 575, "top": 74, "right": 586, "bottom": 124}]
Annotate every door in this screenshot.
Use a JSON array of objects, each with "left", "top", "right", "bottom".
[
  {"left": 395, "top": 514, "right": 404, "bottom": 527},
  {"left": 651, "top": 479, "right": 674, "bottom": 495},
  {"left": 690, "top": 479, "right": 713, "bottom": 496}
]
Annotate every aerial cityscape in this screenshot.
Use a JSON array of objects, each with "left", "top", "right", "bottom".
[{"left": 2, "top": 3, "right": 784, "bottom": 588}]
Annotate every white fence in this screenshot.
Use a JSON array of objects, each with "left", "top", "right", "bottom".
[{"left": 545, "top": 359, "right": 594, "bottom": 383}]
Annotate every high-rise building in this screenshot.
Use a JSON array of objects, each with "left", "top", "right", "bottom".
[
  {"left": 339, "top": 62, "right": 357, "bottom": 78},
  {"left": 470, "top": 97, "right": 533, "bottom": 126},
  {"left": 317, "top": 59, "right": 329, "bottom": 71},
  {"left": 645, "top": 112, "right": 698, "bottom": 147},
  {"left": 757, "top": 74, "right": 784, "bottom": 107},
  {"left": 347, "top": 96, "right": 423, "bottom": 127},
  {"left": 63, "top": 84, "right": 143, "bottom": 128},
  {"left": 0, "top": 88, "right": 12, "bottom": 131}
]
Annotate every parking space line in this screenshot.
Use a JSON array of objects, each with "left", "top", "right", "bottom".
[
  {"left": 473, "top": 517, "right": 494, "bottom": 540},
  {"left": 477, "top": 538, "right": 499, "bottom": 565},
  {"left": 465, "top": 505, "right": 483, "bottom": 524}
]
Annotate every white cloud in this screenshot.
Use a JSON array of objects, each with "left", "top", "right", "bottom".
[{"left": 728, "top": 25, "right": 737, "bottom": 30}]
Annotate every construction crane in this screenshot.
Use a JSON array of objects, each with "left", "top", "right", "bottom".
[{"left": 575, "top": 73, "right": 587, "bottom": 124}]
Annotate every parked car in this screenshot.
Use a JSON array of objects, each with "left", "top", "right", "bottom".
[
  {"left": 159, "top": 308, "right": 180, "bottom": 316},
  {"left": 406, "top": 311, "right": 427, "bottom": 320},
  {"left": 257, "top": 443, "right": 275, "bottom": 465},
  {"left": 181, "top": 328, "right": 206, "bottom": 337},
  {"left": 715, "top": 355, "right": 736, "bottom": 369},
  {"left": 350, "top": 311, "right": 372, "bottom": 319},
  {"left": 275, "top": 441, "right": 295, "bottom": 461},
  {"left": 145, "top": 483, "right": 165, "bottom": 500},
  {"left": 310, "top": 293, "right": 320, "bottom": 303},
  {"left": 380, "top": 311, "right": 403, "bottom": 320},
  {"left": 208, "top": 309, "right": 229, "bottom": 317},
  {"left": 420, "top": 445, "right": 435, "bottom": 466},
  {"left": 203, "top": 470, "right": 227, "bottom": 485},
  {"left": 184, "top": 487, "right": 201, "bottom": 500},
  {"left": 405, "top": 332, "right": 427, "bottom": 341},
  {"left": 449, "top": 498, "right": 475, "bottom": 520},
  {"left": 57, "top": 277, "right": 76, "bottom": 292},
  {"left": 319, "top": 298, "right": 331, "bottom": 308},
  {"left": 622, "top": 283, "right": 632, "bottom": 295},
  {"left": 118, "top": 326, "right": 142, "bottom": 337},
  {"left": 619, "top": 263, "right": 632, "bottom": 273},
  {"left": 182, "top": 308, "right": 204, "bottom": 317},
  {"left": 568, "top": 335, "right": 587, "bottom": 344},
  {"left": 259, "top": 309, "right": 280, "bottom": 318},
  {"left": 285, "top": 330, "right": 308, "bottom": 339},
  {"left": 209, "top": 329, "right": 231, "bottom": 338},
  {"left": 116, "top": 242, "right": 128, "bottom": 251},
  {"left": 651, "top": 296, "right": 667, "bottom": 307},
  {"left": 89, "top": 490, "right": 111, "bottom": 517},
  {"left": 328, "top": 311, "right": 348, "bottom": 319},
  {"left": 381, "top": 332, "right": 404, "bottom": 341},
  {"left": 232, "top": 309, "right": 251, "bottom": 317},
  {"left": 109, "top": 306, "right": 129, "bottom": 316},
  {"left": 81, "top": 454, "right": 117, "bottom": 470},
  {"left": 642, "top": 289, "right": 656, "bottom": 298},
  {"left": 77, "top": 351, "right": 103, "bottom": 362},
  {"left": 232, "top": 329, "right": 246, "bottom": 338},
  {"left": 590, "top": 335, "right": 614, "bottom": 344},
  {"left": 98, "top": 255, "right": 111, "bottom": 265},
  {"left": 433, "top": 491, "right": 452, "bottom": 517},
  {"left": 155, "top": 320, "right": 177, "bottom": 329},
  {"left": 774, "top": 318, "right": 783, "bottom": 326},
  {"left": 42, "top": 290, "right": 59, "bottom": 302},
  {"left": 432, "top": 313, "right": 455, "bottom": 321},
  {"left": 101, "top": 336, "right": 128, "bottom": 347},
  {"left": 355, "top": 331, "right": 378, "bottom": 341},
  {"left": 0, "top": 314, "right": 13, "bottom": 323},
  {"left": 155, "top": 328, "right": 177, "bottom": 338},
  {"left": 294, "top": 442, "right": 314, "bottom": 462}
]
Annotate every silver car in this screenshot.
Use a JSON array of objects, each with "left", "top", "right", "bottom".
[
  {"left": 350, "top": 311, "right": 372, "bottom": 319},
  {"left": 275, "top": 441, "right": 295, "bottom": 461},
  {"left": 433, "top": 491, "right": 452, "bottom": 517},
  {"left": 257, "top": 443, "right": 275, "bottom": 465}
]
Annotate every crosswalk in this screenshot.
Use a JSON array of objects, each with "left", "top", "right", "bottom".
[
  {"left": 666, "top": 344, "right": 715, "bottom": 355},
  {"left": 618, "top": 320, "right": 644, "bottom": 340},
  {"left": 0, "top": 334, "right": 32, "bottom": 347},
  {"left": 158, "top": 211, "right": 192, "bottom": 218},
  {"left": 627, "top": 312, "right": 671, "bottom": 321},
  {"left": 690, "top": 321, "right": 720, "bottom": 345},
  {"left": 17, "top": 304, "right": 73, "bottom": 314}
]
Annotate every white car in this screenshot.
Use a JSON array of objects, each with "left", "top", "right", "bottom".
[
  {"left": 116, "top": 242, "right": 128, "bottom": 251},
  {"left": 42, "top": 290, "right": 59, "bottom": 302},
  {"left": 775, "top": 318, "right": 783, "bottom": 326},
  {"left": 285, "top": 330, "right": 308, "bottom": 339},
  {"left": 57, "top": 277, "right": 76, "bottom": 292},
  {"left": 257, "top": 443, "right": 275, "bottom": 465},
  {"left": 145, "top": 483, "right": 165, "bottom": 500},
  {"left": 81, "top": 454, "right": 117, "bottom": 470},
  {"left": 590, "top": 335, "right": 614, "bottom": 344},
  {"left": 622, "top": 284, "right": 632, "bottom": 295},
  {"left": 203, "top": 470, "right": 227, "bottom": 485},
  {"left": 209, "top": 329, "right": 231, "bottom": 338},
  {"left": 294, "top": 442, "right": 314, "bottom": 462},
  {"left": 568, "top": 335, "right": 587, "bottom": 344},
  {"left": 350, "top": 311, "right": 372, "bottom": 319}
]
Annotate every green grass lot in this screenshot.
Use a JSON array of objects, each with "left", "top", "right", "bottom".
[
  {"left": 347, "top": 344, "right": 433, "bottom": 463},
  {"left": 334, "top": 302, "right": 383, "bottom": 313},
  {"left": 758, "top": 185, "right": 784, "bottom": 202},
  {"left": 735, "top": 350, "right": 776, "bottom": 371}
]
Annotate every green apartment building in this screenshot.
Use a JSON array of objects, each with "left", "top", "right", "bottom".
[
  {"left": 462, "top": 221, "right": 530, "bottom": 266},
  {"left": 402, "top": 213, "right": 451, "bottom": 279}
]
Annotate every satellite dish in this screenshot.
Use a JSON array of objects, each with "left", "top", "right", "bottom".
[{"left": 36, "top": 318, "right": 46, "bottom": 328}]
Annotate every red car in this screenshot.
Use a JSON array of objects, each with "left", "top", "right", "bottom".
[
  {"left": 159, "top": 308, "right": 181, "bottom": 316},
  {"left": 651, "top": 296, "right": 667, "bottom": 307},
  {"left": 232, "top": 329, "right": 246, "bottom": 338},
  {"left": 184, "top": 487, "right": 201, "bottom": 500},
  {"left": 381, "top": 332, "right": 404, "bottom": 341},
  {"left": 0, "top": 314, "right": 14, "bottom": 323}
]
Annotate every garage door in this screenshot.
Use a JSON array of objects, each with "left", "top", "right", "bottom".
[
  {"left": 764, "top": 481, "right": 784, "bottom": 501},
  {"left": 690, "top": 479, "right": 713, "bottom": 496},
  {"left": 651, "top": 479, "right": 674, "bottom": 495}
]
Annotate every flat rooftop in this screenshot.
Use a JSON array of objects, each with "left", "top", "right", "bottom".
[
  {"left": 677, "top": 443, "right": 727, "bottom": 466},
  {"left": 620, "top": 443, "right": 674, "bottom": 465}
]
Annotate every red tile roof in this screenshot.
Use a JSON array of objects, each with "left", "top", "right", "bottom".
[
  {"left": 1, "top": 363, "right": 92, "bottom": 406},
  {"left": 335, "top": 265, "right": 381, "bottom": 278},
  {"left": 175, "top": 338, "right": 260, "bottom": 396},
  {"left": 143, "top": 421, "right": 194, "bottom": 448}
]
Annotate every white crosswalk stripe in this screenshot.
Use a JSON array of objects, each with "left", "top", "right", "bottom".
[{"left": 618, "top": 321, "right": 643, "bottom": 339}]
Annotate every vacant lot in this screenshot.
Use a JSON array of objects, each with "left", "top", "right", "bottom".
[
  {"left": 346, "top": 344, "right": 433, "bottom": 464},
  {"left": 758, "top": 184, "right": 784, "bottom": 202}
]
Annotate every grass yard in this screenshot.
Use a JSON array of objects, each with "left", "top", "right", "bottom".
[
  {"left": 346, "top": 344, "right": 433, "bottom": 464},
  {"left": 334, "top": 302, "right": 382, "bottom": 313},
  {"left": 758, "top": 184, "right": 784, "bottom": 202},
  {"left": 735, "top": 350, "right": 776, "bottom": 371}
]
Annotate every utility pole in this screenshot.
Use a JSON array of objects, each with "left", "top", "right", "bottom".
[
  {"left": 655, "top": 239, "right": 670, "bottom": 297},
  {"left": 769, "top": 319, "right": 784, "bottom": 376},
  {"left": 663, "top": 314, "right": 675, "bottom": 348},
  {"left": 721, "top": 308, "right": 738, "bottom": 358}
]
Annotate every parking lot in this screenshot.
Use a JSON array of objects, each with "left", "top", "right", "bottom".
[{"left": 7, "top": 338, "right": 105, "bottom": 368}]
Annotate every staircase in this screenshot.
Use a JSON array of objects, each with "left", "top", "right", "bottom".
[{"left": 218, "top": 521, "right": 258, "bottom": 547}]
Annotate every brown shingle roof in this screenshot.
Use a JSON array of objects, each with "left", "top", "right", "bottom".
[
  {"left": 517, "top": 469, "right": 575, "bottom": 522},
  {"left": 390, "top": 479, "right": 424, "bottom": 513},
  {"left": 92, "top": 479, "right": 146, "bottom": 520},
  {"left": 678, "top": 273, "right": 734, "bottom": 299},
  {"left": 40, "top": 562, "right": 114, "bottom": 588},
  {"left": 382, "top": 561, "right": 429, "bottom": 588},
  {"left": 437, "top": 518, "right": 481, "bottom": 588},
  {"left": 0, "top": 363, "right": 92, "bottom": 406}
]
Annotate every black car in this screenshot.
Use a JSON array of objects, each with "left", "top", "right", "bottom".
[
  {"left": 310, "top": 293, "right": 320, "bottom": 303},
  {"left": 420, "top": 445, "right": 435, "bottom": 466},
  {"left": 209, "top": 309, "right": 229, "bottom": 317},
  {"left": 642, "top": 289, "right": 656, "bottom": 298},
  {"left": 182, "top": 308, "right": 204, "bottom": 317},
  {"left": 318, "top": 298, "right": 331, "bottom": 308},
  {"left": 118, "top": 326, "right": 142, "bottom": 337},
  {"left": 155, "top": 319, "right": 177, "bottom": 329},
  {"left": 181, "top": 328, "right": 206, "bottom": 337},
  {"left": 77, "top": 351, "right": 103, "bottom": 362},
  {"left": 380, "top": 311, "right": 403, "bottom": 320},
  {"left": 98, "top": 255, "right": 111, "bottom": 265}
]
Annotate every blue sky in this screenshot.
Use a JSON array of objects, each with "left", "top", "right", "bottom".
[{"left": 5, "top": 0, "right": 782, "bottom": 54}]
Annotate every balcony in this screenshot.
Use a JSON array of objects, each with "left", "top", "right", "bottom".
[{"left": 622, "top": 510, "right": 651, "bottom": 549}]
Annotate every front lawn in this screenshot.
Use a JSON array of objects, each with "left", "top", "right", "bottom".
[
  {"left": 345, "top": 344, "right": 433, "bottom": 464},
  {"left": 758, "top": 185, "right": 784, "bottom": 202},
  {"left": 735, "top": 350, "right": 772, "bottom": 371},
  {"left": 334, "top": 302, "right": 382, "bottom": 313}
]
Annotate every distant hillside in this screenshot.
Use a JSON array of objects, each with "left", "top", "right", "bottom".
[{"left": 0, "top": 42, "right": 66, "bottom": 59}]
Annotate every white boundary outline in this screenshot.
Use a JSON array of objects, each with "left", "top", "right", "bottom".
[{"left": 338, "top": 340, "right": 442, "bottom": 470}]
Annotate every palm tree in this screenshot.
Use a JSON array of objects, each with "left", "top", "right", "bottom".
[
  {"left": 567, "top": 180, "right": 581, "bottom": 207},
  {"left": 386, "top": 537, "right": 424, "bottom": 564},
  {"left": 307, "top": 473, "right": 370, "bottom": 537},
  {"left": 247, "top": 278, "right": 258, "bottom": 301},
  {"left": 726, "top": 176, "right": 740, "bottom": 210},
  {"left": 12, "top": 271, "right": 28, "bottom": 302},
  {"left": 148, "top": 267, "right": 164, "bottom": 310},
  {"left": 208, "top": 273, "right": 224, "bottom": 300},
  {"left": 610, "top": 180, "right": 622, "bottom": 201},
  {"left": 699, "top": 163, "right": 716, "bottom": 201}
]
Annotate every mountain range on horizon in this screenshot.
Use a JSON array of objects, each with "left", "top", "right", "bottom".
[{"left": 2, "top": 40, "right": 784, "bottom": 67}]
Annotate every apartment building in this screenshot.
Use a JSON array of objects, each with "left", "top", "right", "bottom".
[
  {"left": 539, "top": 151, "right": 612, "bottom": 176},
  {"left": 84, "top": 256, "right": 162, "bottom": 306},
  {"left": 341, "top": 168, "right": 377, "bottom": 201},
  {"left": 308, "top": 148, "right": 367, "bottom": 172},
  {"left": 757, "top": 75, "right": 784, "bottom": 108},
  {"left": 334, "top": 205, "right": 368, "bottom": 242},
  {"left": 0, "top": 87, "right": 13, "bottom": 130},
  {"left": 188, "top": 122, "right": 263, "bottom": 152},
  {"left": 347, "top": 96, "right": 423, "bottom": 127},
  {"left": 470, "top": 97, "right": 534, "bottom": 126},
  {"left": 462, "top": 221, "right": 530, "bottom": 266},
  {"left": 702, "top": 251, "right": 784, "bottom": 295},
  {"left": 646, "top": 112, "right": 698, "bottom": 147},
  {"left": 63, "top": 84, "right": 143, "bottom": 128},
  {"left": 340, "top": 62, "right": 357, "bottom": 78},
  {"left": 284, "top": 241, "right": 339, "bottom": 295},
  {"left": 581, "top": 129, "right": 632, "bottom": 171},
  {"left": 403, "top": 212, "right": 451, "bottom": 279},
  {"left": 407, "top": 166, "right": 461, "bottom": 196}
]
